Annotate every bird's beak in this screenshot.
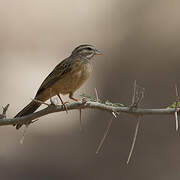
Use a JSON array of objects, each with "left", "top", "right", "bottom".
[{"left": 95, "top": 49, "right": 102, "bottom": 55}]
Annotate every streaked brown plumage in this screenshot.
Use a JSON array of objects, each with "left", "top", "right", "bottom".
[{"left": 14, "top": 44, "right": 101, "bottom": 129}]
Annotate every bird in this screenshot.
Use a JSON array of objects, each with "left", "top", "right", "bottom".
[{"left": 14, "top": 44, "right": 101, "bottom": 129}]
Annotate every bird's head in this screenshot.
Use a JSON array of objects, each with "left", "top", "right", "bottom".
[{"left": 71, "top": 44, "right": 101, "bottom": 59}]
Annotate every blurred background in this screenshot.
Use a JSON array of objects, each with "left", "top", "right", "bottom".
[{"left": 0, "top": 0, "right": 180, "bottom": 179}]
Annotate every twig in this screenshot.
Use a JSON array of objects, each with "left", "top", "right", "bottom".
[
  {"left": 96, "top": 115, "right": 113, "bottom": 154},
  {"left": 126, "top": 116, "right": 141, "bottom": 164}
]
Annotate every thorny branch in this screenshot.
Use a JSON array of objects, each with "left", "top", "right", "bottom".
[
  {"left": 0, "top": 82, "right": 180, "bottom": 164},
  {"left": 0, "top": 99, "right": 179, "bottom": 127}
]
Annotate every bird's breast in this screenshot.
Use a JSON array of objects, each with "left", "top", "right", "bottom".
[
  {"left": 72, "top": 62, "right": 92, "bottom": 81},
  {"left": 54, "top": 61, "right": 92, "bottom": 94}
]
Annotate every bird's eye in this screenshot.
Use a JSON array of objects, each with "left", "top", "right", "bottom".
[{"left": 86, "top": 47, "right": 92, "bottom": 51}]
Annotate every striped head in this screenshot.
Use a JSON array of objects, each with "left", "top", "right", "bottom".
[{"left": 71, "top": 44, "right": 101, "bottom": 59}]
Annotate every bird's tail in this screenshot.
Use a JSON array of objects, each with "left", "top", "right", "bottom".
[{"left": 14, "top": 100, "right": 41, "bottom": 129}]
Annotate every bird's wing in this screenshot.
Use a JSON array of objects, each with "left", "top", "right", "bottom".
[{"left": 36, "top": 57, "right": 73, "bottom": 96}]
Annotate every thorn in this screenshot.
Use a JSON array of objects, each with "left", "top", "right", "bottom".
[
  {"left": 131, "top": 80, "right": 137, "bottom": 105},
  {"left": 94, "top": 88, "right": 99, "bottom": 102},
  {"left": 96, "top": 116, "right": 113, "bottom": 154},
  {"left": 130, "top": 80, "right": 145, "bottom": 110},
  {"left": 175, "top": 84, "right": 179, "bottom": 98},
  {"left": 175, "top": 84, "right": 179, "bottom": 131},
  {"left": 2, "top": 104, "right": 10, "bottom": 116},
  {"left": 126, "top": 116, "right": 141, "bottom": 164},
  {"left": 175, "top": 111, "right": 178, "bottom": 131},
  {"left": 20, "top": 124, "right": 29, "bottom": 145},
  {"left": 112, "top": 111, "right": 118, "bottom": 118},
  {"left": 0, "top": 104, "right": 10, "bottom": 119}
]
